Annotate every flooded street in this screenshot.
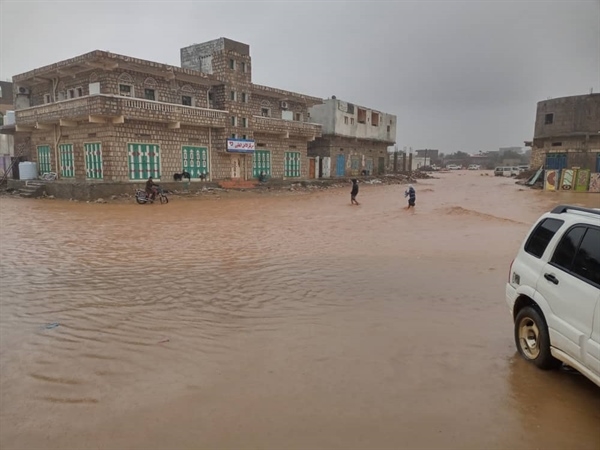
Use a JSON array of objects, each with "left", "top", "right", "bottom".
[{"left": 1, "top": 171, "right": 599, "bottom": 450}]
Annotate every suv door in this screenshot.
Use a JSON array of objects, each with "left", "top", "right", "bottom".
[
  {"left": 589, "top": 294, "right": 600, "bottom": 377},
  {"left": 536, "top": 226, "right": 600, "bottom": 368}
]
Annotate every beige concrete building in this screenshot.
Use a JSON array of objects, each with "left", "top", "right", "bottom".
[
  {"left": 308, "top": 98, "right": 396, "bottom": 177},
  {"left": 5, "top": 38, "right": 323, "bottom": 185}
]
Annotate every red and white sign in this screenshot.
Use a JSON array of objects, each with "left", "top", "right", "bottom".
[{"left": 227, "top": 139, "right": 255, "bottom": 153}]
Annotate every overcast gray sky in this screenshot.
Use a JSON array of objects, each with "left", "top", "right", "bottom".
[{"left": 1, "top": 0, "right": 598, "bottom": 154}]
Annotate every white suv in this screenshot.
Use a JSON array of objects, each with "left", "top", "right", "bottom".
[{"left": 506, "top": 205, "right": 600, "bottom": 387}]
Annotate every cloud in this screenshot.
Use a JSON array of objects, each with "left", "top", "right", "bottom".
[{"left": 1, "top": 0, "right": 597, "bottom": 153}]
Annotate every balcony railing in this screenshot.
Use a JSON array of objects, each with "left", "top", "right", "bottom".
[
  {"left": 253, "top": 116, "right": 322, "bottom": 139},
  {"left": 15, "top": 95, "right": 228, "bottom": 128}
]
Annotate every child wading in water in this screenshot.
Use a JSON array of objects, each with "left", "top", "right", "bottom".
[
  {"left": 350, "top": 179, "right": 360, "bottom": 205},
  {"left": 404, "top": 184, "right": 416, "bottom": 211}
]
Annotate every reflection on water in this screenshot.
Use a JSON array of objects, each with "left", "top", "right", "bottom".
[{"left": 1, "top": 172, "right": 599, "bottom": 450}]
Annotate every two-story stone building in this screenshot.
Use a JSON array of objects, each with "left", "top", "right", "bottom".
[
  {"left": 528, "top": 93, "right": 600, "bottom": 172},
  {"left": 9, "top": 38, "right": 323, "bottom": 185},
  {"left": 307, "top": 97, "right": 397, "bottom": 177}
]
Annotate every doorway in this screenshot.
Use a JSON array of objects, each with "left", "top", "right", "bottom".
[{"left": 231, "top": 155, "right": 242, "bottom": 179}]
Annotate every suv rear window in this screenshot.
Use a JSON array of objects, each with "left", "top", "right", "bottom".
[
  {"left": 524, "top": 218, "right": 564, "bottom": 258},
  {"left": 572, "top": 228, "right": 600, "bottom": 286},
  {"left": 551, "top": 226, "right": 586, "bottom": 269}
]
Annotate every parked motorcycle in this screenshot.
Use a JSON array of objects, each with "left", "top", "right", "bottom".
[{"left": 135, "top": 186, "right": 169, "bottom": 204}]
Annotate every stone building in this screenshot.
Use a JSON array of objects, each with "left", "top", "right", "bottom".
[
  {"left": 8, "top": 38, "right": 323, "bottom": 185},
  {"left": 0, "top": 81, "right": 14, "bottom": 118},
  {"left": 0, "top": 81, "right": 16, "bottom": 175},
  {"left": 529, "top": 93, "right": 600, "bottom": 171},
  {"left": 307, "top": 98, "right": 396, "bottom": 177}
]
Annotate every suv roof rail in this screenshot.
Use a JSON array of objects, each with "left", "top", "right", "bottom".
[{"left": 551, "top": 205, "right": 600, "bottom": 216}]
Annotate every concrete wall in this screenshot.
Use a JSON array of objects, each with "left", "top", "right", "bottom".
[
  {"left": 309, "top": 99, "right": 396, "bottom": 144},
  {"left": 308, "top": 135, "right": 388, "bottom": 176},
  {"left": 534, "top": 94, "right": 600, "bottom": 139},
  {"left": 307, "top": 100, "right": 336, "bottom": 134}
]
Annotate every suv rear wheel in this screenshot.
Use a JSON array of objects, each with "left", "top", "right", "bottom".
[{"left": 514, "top": 306, "right": 561, "bottom": 370}]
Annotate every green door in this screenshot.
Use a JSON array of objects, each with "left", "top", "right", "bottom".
[
  {"left": 59, "top": 144, "right": 75, "bottom": 178},
  {"left": 253, "top": 150, "right": 271, "bottom": 178},
  {"left": 84, "top": 143, "right": 103, "bottom": 179},
  {"left": 284, "top": 151, "right": 301, "bottom": 178},
  {"left": 37, "top": 145, "right": 51, "bottom": 175},
  {"left": 182, "top": 146, "right": 209, "bottom": 178},
  {"left": 378, "top": 157, "right": 385, "bottom": 174},
  {"left": 128, "top": 143, "right": 160, "bottom": 180},
  {"left": 350, "top": 156, "right": 360, "bottom": 176}
]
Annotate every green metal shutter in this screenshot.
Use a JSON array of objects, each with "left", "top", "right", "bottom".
[
  {"left": 84, "top": 143, "right": 103, "bottom": 179},
  {"left": 128, "top": 143, "right": 160, "bottom": 180},
  {"left": 182, "top": 146, "right": 209, "bottom": 178},
  {"left": 59, "top": 144, "right": 75, "bottom": 178},
  {"left": 285, "top": 151, "right": 301, "bottom": 177},
  {"left": 253, "top": 150, "right": 271, "bottom": 178},
  {"left": 37, "top": 145, "right": 52, "bottom": 175}
]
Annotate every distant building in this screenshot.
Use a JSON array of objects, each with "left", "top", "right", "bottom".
[
  {"left": 415, "top": 149, "right": 439, "bottom": 161},
  {"left": 412, "top": 156, "right": 430, "bottom": 170},
  {"left": 308, "top": 98, "right": 396, "bottom": 177},
  {"left": 529, "top": 93, "right": 600, "bottom": 171},
  {"left": 499, "top": 146, "right": 522, "bottom": 155}
]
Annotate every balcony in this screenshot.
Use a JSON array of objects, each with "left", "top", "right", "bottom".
[
  {"left": 253, "top": 116, "right": 321, "bottom": 140},
  {"left": 15, "top": 94, "right": 228, "bottom": 130}
]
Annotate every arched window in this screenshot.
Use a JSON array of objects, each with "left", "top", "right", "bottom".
[
  {"left": 118, "top": 73, "right": 134, "bottom": 97},
  {"left": 181, "top": 85, "right": 194, "bottom": 107},
  {"left": 118, "top": 73, "right": 134, "bottom": 84},
  {"left": 143, "top": 77, "right": 157, "bottom": 88}
]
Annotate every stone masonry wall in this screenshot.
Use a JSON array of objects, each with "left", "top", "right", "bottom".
[
  {"left": 23, "top": 68, "right": 213, "bottom": 110},
  {"left": 26, "top": 121, "right": 226, "bottom": 182},
  {"left": 530, "top": 135, "right": 600, "bottom": 170},
  {"left": 254, "top": 135, "right": 309, "bottom": 179}
]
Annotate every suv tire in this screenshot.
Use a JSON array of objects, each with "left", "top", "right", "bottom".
[{"left": 514, "top": 306, "right": 561, "bottom": 370}]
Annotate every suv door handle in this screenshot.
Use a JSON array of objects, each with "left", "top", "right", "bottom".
[{"left": 544, "top": 273, "right": 559, "bottom": 285}]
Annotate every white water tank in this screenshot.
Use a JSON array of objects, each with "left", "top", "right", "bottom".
[{"left": 19, "top": 162, "right": 38, "bottom": 180}]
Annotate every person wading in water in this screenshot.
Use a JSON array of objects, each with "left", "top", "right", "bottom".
[
  {"left": 350, "top": 179, "right": 360, "bottom": 205},
  {"left": 404, "top": 184, "right": 416, "bottom": 212}
]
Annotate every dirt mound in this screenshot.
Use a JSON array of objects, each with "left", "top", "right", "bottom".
[{"left": 441, "top": 206, "right": 525, "bottom": 224}]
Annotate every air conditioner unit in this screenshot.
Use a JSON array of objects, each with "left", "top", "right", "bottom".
[
  {"left": 280, "top": 101, "right": 288, "bottom": 110},
  {"left": 18, "top": 87, "right": 31, "bottom": 95}
]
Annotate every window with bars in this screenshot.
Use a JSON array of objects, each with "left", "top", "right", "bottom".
[
  {"left": 284, "top": 151, "right": 301, "bottom": 178},
  {"left": 59, "top": 144, "right": 75, "bottom": 178},
  {"left": 84, "top": 143, "right": 103, "bottom": 179},
  {"left": 127, "top": 143, "right": 160, "bottom": 180},
  {"left": 253, "top": 150, "right": 271, "bottom": 178},
  {"left": 37, "top": 145, "right": 52, "bottom": 175},
  {"left": 182, "top": 146, "right": 209, "bottom": 178}
]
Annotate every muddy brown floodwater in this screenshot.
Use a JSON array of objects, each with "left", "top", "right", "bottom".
[{"left": 1, "top": 172, "right": 599, "bottom": 450}]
